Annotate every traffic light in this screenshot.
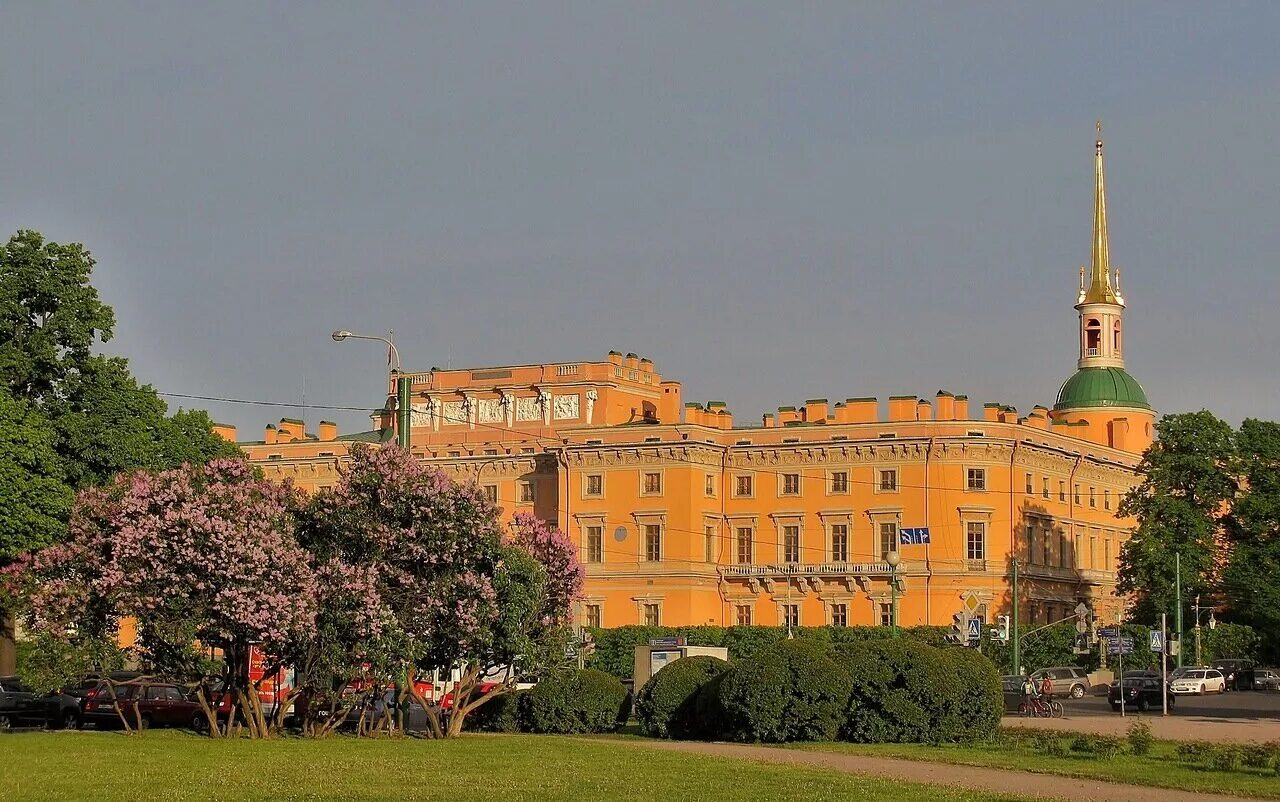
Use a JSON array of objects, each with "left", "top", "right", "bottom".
[
  {"left": 996, "top": 615, "right": 1010, "bottom": 643},
  {"left": 948, "top": 612, "right": 965, "bottom": 645}
]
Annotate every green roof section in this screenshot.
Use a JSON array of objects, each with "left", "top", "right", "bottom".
[{"left": 1054, "top": 367, "right": 1151, "bottom": 411}]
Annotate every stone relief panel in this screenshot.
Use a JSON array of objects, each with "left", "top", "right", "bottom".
[
  {"left": 553, "top": 394, "right": 580, "bottom": 420},
  {"left": 477, "top": 398, "right": 504, "bottom": 423},
  {"left": 410, "top": 403, "right": 432, "bottom": 427},
  {"left": 516, "top": 396, "right": 541, "bottom": 422},
  {"left": 441, "top": 401, "right": 466, "bottom": 426}
]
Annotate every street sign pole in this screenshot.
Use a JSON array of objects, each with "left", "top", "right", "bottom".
[
  {"left": 1118, "top": 640, "right": 1125, "bottom": 718},
  {"left": 1161, "top": 613, "right": 1168, "bottom": 717},
  {"left": 1011, "top": 560, "right": 1020, "bottom": 675}
]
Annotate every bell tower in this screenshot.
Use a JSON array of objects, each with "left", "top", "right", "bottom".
[{"left": 1051, "top": 124, "right": 1155, "bottom": 453}]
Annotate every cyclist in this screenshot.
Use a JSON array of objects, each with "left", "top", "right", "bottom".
[
  {"left": 1039, "top": 674, "right": 1054, "bottom": 702},
  {"left": 1020, "top": 676, "right": 1037, "bottom": 714}
]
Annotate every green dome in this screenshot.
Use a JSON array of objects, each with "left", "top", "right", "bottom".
[{"left": 1054, "top": 367, "right": 1151, "bottom": 411}]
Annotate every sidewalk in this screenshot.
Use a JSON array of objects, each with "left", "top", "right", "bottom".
[
  {"left": 619, "top": 739, "right": 1275, "bottom": 802},
  {"left": 1003, "top": 713, "right": 1280, "bottom": 744}
]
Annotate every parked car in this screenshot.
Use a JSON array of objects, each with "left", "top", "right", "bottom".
[
  {"left": 1211, "top": 659, "right": 1254, "bottom": 691},
  {"left": 1029, "top": 666, "right": 1091, "bottom": 699},
  {"left": 0, "top": 676, "right": 45, "bottom": 729},
  {"left": 1108, "top": 672, "right": 1174, "bottom": 712},
  {"left": 1169, "top": 665, "right": 1210, "bottom": 683},
  {"left": 1170, "top": 668, "right": 1227, "bottom": 695},
  {"left": 1252, "top": 668, "right": 1280, "bottom": 691},
  {"left": 81, "top": 680, "right": 203, "bottom": 730},
  {"left": 39, "top": 672, "right": 141, "bottom": 730}
]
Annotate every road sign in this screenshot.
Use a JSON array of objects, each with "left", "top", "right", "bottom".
[
  {"left": 1150, "top": 631, "right": 1164, "bottom": 653},
  {"left": 1073, "top": 633, "right": 1091, "bottom": 655},
  {"left": 1076, "top": 619, "right": 1088, "bottom": 634},
  {"left": 966, "top": 617, "right": 982, "bottom": 645},
  {"left": 1099, "top": 627, "right": 1118, "bottom": 639},
  {"left": 1106, "top": 636, "right": 1135, "bottom": 656},
  {"left": 899, "top": 527, "right": 931, "bottom": 545},
  {"left": 1074, "top": 602, "right": 1090, "bottom": 619}
]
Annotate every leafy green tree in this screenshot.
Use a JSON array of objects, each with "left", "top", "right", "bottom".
[
  {"left": 1117, "top": 411, "right": 1237, "bottom": 623},
  {"left": 1222, "top": 419, "right": 1280, "bottom": 662},
  {"left": 1, "top": 229, "right": 238, "bottom": 672},
  {"left": 0, "top": 394, "right": 74, "bottom": 673}
]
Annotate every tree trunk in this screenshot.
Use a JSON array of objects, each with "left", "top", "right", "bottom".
[
  {"left": 193, "top": 687, "right": 221, "bottom": 738},
  {"left": 0, "top": 610, "right": 16, "bottom": 676},
  {"left": 406, "top": 677, "right": 443, "bottom": 739}
]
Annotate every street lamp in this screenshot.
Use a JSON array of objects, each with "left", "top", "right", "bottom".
[
  {"left": 886, "top": 550, "right": 901, "bottom": 638},
  {"left": 330, "top": 329, "right": 409, "bottom": 448}
]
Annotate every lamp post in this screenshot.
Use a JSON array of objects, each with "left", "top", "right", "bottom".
[
  {"left": 332, "top": 330, "right": 410, "bottom": 449},
  {"left": 886, "top": 550, "right": 901, "bottom": 638},
  {"left": 1192, "top": 595, "right": 1216, "bottom": 666}
]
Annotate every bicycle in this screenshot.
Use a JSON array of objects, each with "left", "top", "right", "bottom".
[{"left": 1018, "top": 696, "right": 1064, "bottom": 718}]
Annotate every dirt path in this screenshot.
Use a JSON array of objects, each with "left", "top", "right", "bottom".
[
  {"left": 1003, "top": 713, "right": 1280, "bottom": 744},
  {"left": 613, "top": 739, "right": 1273, "bottom": 802}
]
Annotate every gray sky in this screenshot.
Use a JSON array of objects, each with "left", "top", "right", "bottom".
[{"left": 3, "top": 3, "right": 1278, "bottom": 436}]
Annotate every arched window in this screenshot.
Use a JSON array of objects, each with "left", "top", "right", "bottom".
[
  {"left": 1113, "top": 321, "right": 1122, "bottom": 354},
  {"left": 1085, "top": 319, "right": 1102, "bottom": 355}
]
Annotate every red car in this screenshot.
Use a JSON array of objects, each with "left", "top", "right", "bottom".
[{"left": 81, "top": 681, "right": 203, "bottom": 730}]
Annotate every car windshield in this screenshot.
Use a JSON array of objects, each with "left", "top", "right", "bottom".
[{"left": 1183, "top": 671, "right": 1205, "bottom": 679}]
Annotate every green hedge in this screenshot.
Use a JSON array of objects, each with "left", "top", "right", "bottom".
[
  {"left": 835, "top": 640, "right": 1000, "bottom": 744},
  {"left": 634, "top": 655, "right": 729, "bottom": 740},
  {"left": 714, "top": 639, "right": 852, "bottom": 743},
  {"left": 463, "top": 690, "right": 526, "bottom": 733},
  {"left": 585, "top": 625, "right": 951, "bottom": 680},
  {"left": 523, "top": 668, "right": 630, "bottom": 734}
]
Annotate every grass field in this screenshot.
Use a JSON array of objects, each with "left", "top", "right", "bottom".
[
  {"left": 0, "top": 730, "right": 1025, "bottom": 802},
  {"left": 793, "top": 739, "right": 1280, "bottom": 799}
]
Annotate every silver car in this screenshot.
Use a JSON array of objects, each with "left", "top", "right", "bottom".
[{"left": 1029, "top": 666, "right": 1091, "bottom": 699}]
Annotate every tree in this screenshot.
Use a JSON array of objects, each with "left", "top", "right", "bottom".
[
  {"left": 0, "top": 229, "right": 239, "bottom": 671},
  {"left": 1117, "top": 411, "right": 1236, "bottom": 623},
  {"left": 1221, "top": 419, "right": 1280, "bottom": 663},
  {"left": 299, "top": 444, "right": 582, "bottom": 737},
  {"left": 0, "top": 394, "right": 73, "bottom": 673},
  {"left": 15, "top": 459, "right": 318, "bottom": 738}
]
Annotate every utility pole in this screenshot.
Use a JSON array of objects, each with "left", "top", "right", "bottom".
[
  {"left": 1194, "top": 594, "right": 1203, "bottom": 666},
  {"left": 1175, "top": 551, "right": 1184, "bottom": 669},
  {"left": 1011, "top": 559, "right": 1020, "bottom": 675},
  {"left": 1161, "top": 612, "right": 1168, "bottom": 717}
]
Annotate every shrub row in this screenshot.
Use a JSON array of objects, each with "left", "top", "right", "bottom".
[
  {"left": 466, "top": 669, "right": 630, "bottom": 735},
  {"left": 634, "top": 638, "right": 1002, "bottom": 745}
]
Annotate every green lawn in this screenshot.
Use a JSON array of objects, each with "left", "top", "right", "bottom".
[
  {"left": 793, "top": 739, "right": 1280, "bottom": 799},
  {"left": 0, "top": 730, "right": 1023, "bottom": 802}
]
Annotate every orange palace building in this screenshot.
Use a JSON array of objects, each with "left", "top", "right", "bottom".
[{"left": 224, "top": 133, "right": 1153, "bottom": 631}]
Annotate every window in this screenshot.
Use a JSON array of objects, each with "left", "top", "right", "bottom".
[
  {"left": 1026, "top": 522, "right": 1036, "bottom": 564},
  {"left": 643, "top": 603, "right": 659, "bottom": 627},
  {"left": 585, "top": 604, "right": 601, "bottom": 629},
  {"left": 831, "top": 603, "right": 848, "bottom": 627},
  {"left": 482, "top": 484, "right": 498, "bottom": 504},
  {"left": 1104, "top": 489, "right": 1111, "bottom": 510},
  {"left": 644, "top": 524, "right": 662, "bottom": 561},
  {"left": 878, "top": 522, "right": 897, "bottom": 559},
  {"left": 1104, "top": 538, "right": 1111, "bottom": 570},
  {"left": 966, "top": 521, "right": 986, "bottom": 561},
  {"left": 705, "top": 474, "right": 716, "bottom": 497},
  {"left": 1042, "top": 477, "right": 1051, "bottom": 499},
  {"left": 879, "top": 602, "right": 893, "bottom": 628},
  {"left": 1042, "top": 524, "right": 1052, "bottom": 566},
  {"left": 735, "top": 605, "right": 752, "bottom": 626},
  {"left": 643, "top": 472, "right": 662, "bottom": 495},
  {"left": 1073, "top": 532, "right": 1083, "bottom": 570},
  {"left": 831, "top": 524, "right": 849, "bottom": 562},
  {"left": 781, "top": 473, "right": 801, "bottom": 496},
  {"left": 736, "top": 527, "right": 753, "bottom": 564},
  {"left": 585, "top": 474, "right": 603, "bottom": 497},
  {"left": 966, "top": 468, "right": 986, "bottom": 491},
  {"left": 1059, "top": 530, "right": 1069, "bottom": 569},
  {"left": 830, "top": 471, "right": 849, "bottom": 494},
  {"left": 519, "top": 481, "right": 535, "bottom": 503},
  {"left": 878, "top": 469, "right": 898, "bottom": 492},
  {"left": 1074, "top": 484, "right": 1081, "bottom": 504},
  {"left": 1025, "top": 473, "right": 1033, "bottom": 495},
  {"left": 586, "top": 526, "right": 603, "bottom": 563},
  {"left": 704, "top": 525, "right": 716, "bottom": 563},
  {"left": 735, "top": 475, "right": 754, "bottom": 497},
  {"left": 1059, "top": 480, "right": 1067, "bottom": 502},
  {"left": 782, "top": 604, "right": 799, "bottom": 630},
  {"left": 783, "top": 525, "right": 800, "bottom": 563},
  {"left": 1089, "top": 487, "right": 1096, "bottom": 508}
]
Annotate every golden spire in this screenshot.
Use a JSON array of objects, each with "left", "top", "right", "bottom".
[{"left": 1083, "top": 120, "right": 1120, "bottom": 305}]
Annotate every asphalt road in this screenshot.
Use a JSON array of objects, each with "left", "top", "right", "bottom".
[{"left": 1054, "top": 689, "right": 1280, "bottom": 720}]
